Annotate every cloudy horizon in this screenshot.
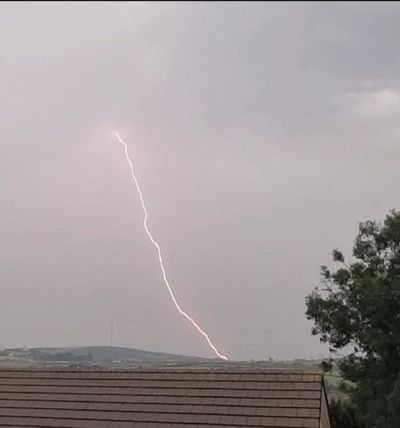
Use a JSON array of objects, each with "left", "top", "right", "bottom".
[{"left": 2, "top": 2, "right": 400, "bottom": 360}]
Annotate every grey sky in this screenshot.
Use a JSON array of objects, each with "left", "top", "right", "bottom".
[{"left": 1, "top": 2, "right": 400, "bottom": 360}]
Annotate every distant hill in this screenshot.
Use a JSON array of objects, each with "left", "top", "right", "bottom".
[
  {"left": 0, "top": 346, "right": 324, "bottom": 372},
  {"left": 30, "top": 346, "right": 213, "bottom": 363}
]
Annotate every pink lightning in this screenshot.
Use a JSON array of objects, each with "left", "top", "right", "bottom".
[{"left": 114, "top": 131, "right": 228, "bottom": 361}]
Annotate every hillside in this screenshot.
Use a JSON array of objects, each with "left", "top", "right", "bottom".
[
  {"left": 31, "top": 346, "right": 212, "bottom": 363},
  {"left": 0, "top": 346, "right": 217, "bottom": 368}
]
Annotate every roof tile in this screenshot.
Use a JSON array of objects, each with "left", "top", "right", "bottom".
[{"left": 0, "top": 368, "right": 326, "bottom": 427}]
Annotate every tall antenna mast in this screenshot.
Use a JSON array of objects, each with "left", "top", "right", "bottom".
[{"left": 110, "top": 316, "right": 114, "bottom": 347}]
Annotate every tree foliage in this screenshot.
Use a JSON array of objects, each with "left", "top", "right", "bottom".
[
  {"left": 306, "top": 210, "right": 400, "bottom": 427},
  {"left": 329, "top": 399, "right": 362, "bottom": 428}
]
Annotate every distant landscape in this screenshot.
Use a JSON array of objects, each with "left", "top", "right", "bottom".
[
  {"left": 0, "top": 346, "right": 210, "bottom": 368},
  {"left": 0, "top": 345, "right": 343, "bottom": 399},
  {"left": 0, "top": 346, "right": 322, "bottom": 369}
]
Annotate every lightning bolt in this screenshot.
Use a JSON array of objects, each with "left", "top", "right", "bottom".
[{"left": 114, "top": 131, "right": 228, "bottom": 361}]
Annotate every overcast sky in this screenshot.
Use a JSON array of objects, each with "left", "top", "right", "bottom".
[{"left": 1, "top": 2, "right": 400, "bottom": 360}]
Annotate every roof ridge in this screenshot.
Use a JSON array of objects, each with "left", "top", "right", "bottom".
[{"left": 0, "top": 368, "right": 323, "bottom": 374}]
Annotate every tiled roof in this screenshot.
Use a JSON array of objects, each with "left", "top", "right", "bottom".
[{"left": 0, "top": 369, "right": 325, "bottom": 427}]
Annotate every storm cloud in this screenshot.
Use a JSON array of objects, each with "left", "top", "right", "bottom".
[{"left": 2, "top": 2, "right": 400, "bottom": 360}]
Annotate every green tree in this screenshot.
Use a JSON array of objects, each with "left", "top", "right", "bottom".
[
  {"left": 329, "top": 399, "right": 361, "bottom": 428},
  {"left": 306, "top": 210, "right": 400, "bottom": 428}
]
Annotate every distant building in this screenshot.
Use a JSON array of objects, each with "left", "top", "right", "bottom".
[{"left": 0, "top": 368, "right": 331, "bottom": 427}]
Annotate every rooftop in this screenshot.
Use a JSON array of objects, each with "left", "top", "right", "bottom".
[{"left": 0, "top": 368, "right": 327, "bottom": 427}]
